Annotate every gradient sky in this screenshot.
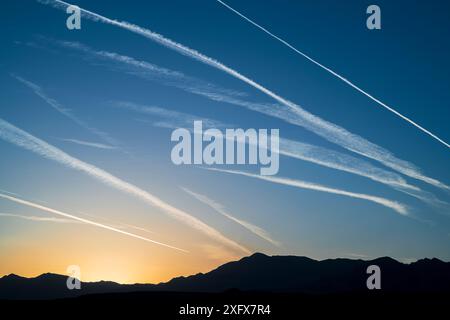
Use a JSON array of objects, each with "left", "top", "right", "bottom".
[{"left": 0, "top": 0, "right": 449, "bottom": 283}]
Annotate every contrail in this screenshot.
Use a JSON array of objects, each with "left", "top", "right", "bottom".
[
  {"left": 0, "top": 118, "right": 249, "bottom": 254},
  {"left": 0, "top": 212, "right": 78, "bottom": 224},
  {"left": 52, "top": 39, "right": 447, "bottom": 194},
  {"left": 278, "top": 138, "right": 446, "bottom": 207},
  {"left": 126, "top": 103, "right": 444, "bottom": 207},
  {"left": 38, "top": 3, "right": 449, "bottom": 191},
  {"left": 0, "top": 189, "right": 22, "bottom": 197},
  {"left": 216, "top": 0, "right": 449, "bottom": 149},
  {"left": 207, "top": 168, "right": 408, "bottom": 215},
  {"left": 59, "top": 138, "right": 117, "bottom": 150},
  {"left": 181, "top": 187, "right": 280, "bottom": 246},
  {"left": 12, "top": 74, "right": 118, "bottom": 147},
  {"left": 76, "top": 210, "right": 156, "bottom": 235},
  {"left": 52, "top": 39, "right": 248, "bottom": 105},
  {"left": 0, "top": 193, "right": 187, "bottom": 252},
  {"left": 0, "top": 189, "right": 154, "bottom": 232},
  {"left": 115, "top": 101, "right": 228, "bottom": 130}
]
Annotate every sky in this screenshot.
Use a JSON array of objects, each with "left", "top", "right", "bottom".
[{"left": 0, "top": 0, "right": 449, "bottom": 284}]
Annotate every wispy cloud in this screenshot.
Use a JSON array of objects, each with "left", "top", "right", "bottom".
[
  {"left": 37, "top": 2, "right": 448, "bottom": 192},
  {"left": 0, "top": 118, "right": 249, "bottom": 254},
  {"left": 216, "top": 0, "right": 449, "bottom": 148},
  {"left": 0, "top": 193, "right": 187, "bottom": 252},
  {"left": 59, "top": 138, "right": 117, "bottom": 150},
  {"left": 12, "top": 74, "right": 118, "bottom": 148},
  {"left": 206, "top": 168, "right": 409, "bottom": 215},
  {"left": 181, "top": 187, "right": 280, "bottom": 246},
  {"left": 0, "top": 212, "right": 78, "bottom": 224}
]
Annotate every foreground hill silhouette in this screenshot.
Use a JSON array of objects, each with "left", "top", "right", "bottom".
[{"left": 1, "top": 252, "right": 450, "bottom": 300}]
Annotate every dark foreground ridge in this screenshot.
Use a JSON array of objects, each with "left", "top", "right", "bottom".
[{"left": 1, "top": 252, "right": 450, "bottom": 300}]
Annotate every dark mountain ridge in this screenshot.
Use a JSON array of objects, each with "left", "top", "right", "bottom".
[{"left": 1, "top": 253, "right": 449, "bottom": 300}]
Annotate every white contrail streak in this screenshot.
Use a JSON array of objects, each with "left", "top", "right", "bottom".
[
  {"left": 0, "top": 212, "right": 78, "bottom": 224},
  {"left": 0, "top": 193, "right": 187, "bottom": 252},
  {"left": 115, "top": 101, "right": 227, "bottom": 130},
  {"left": 38, "top": 1, "right": 449, "bottom": 191},
  {"left": 53, "top": 40, "right": 247, "bottom": 104},
  {"left": 207, "top": 168, "right": 408, "bottom": 215},
  {"left": 60, "top": 138, "right": 117, "bottom": 150},
  {"left": 127, "top": 104, "right": 444, "bottom": 207},
  {"left": 216, "top": 0, "right": 449, "bottom": 149},
  {"left": 0, "top": 118, "right": 249, "bottom": 254},
  {"left": 278, "top": 138, "right": 446, "bottom": 207},
  {"left": 71, "top": 210, "right": 155, "bottom": 234},
  {"left": 181, "top": 187, "right": 280, "bottom": 246},
  {"left": 52, "top": 39, "right": 447, "bottom": 195},
  {"left": 12, "top": 74, "right": 118, "bottom": 147},
  {"left": 0, "top": 191, "right": 153, "bottom": 231}
]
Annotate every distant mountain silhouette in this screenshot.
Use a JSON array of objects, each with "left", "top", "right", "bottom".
[{"left": 1, "top": 253, "right": 450, "bottom": 300}]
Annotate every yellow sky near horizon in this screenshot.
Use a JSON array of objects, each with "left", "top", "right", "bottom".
[{"left": 0, "top": 215, "right": 246, "bottom": 284}]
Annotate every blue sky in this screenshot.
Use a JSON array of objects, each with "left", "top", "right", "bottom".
[{"left": 0, "top": 0, "right": 449, "bottom": 282}]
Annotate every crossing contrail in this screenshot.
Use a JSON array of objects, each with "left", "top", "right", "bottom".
[
  {"left": 12, "top": 74, "right": 118, "bottom": 148},
  {"left": 181, "top": 187, "right": 280, "bottom": 246},
  {"left": 0, "top": 118, "right": 250, "bottom": 254},
  {"left": 216, "top": 0, "right": 449, "bottom": 149},
  {"left": 0, "top": 193, "right": 188, "bottom": 252}
]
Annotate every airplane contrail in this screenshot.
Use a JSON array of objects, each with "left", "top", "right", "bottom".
[
  {"left": 277, "top": 138, "right": 446, "bottom": 207},
  {"left": 70, "top": 210, "right": 155, "bottom": 234},
  {"left": 181, "top": 187, "right": 280, "bottom": 246},
  {"left": 123, "top": 102, "right": 444, "bottom": 207},
  {"left": 115, "top": 101, "right": 228, "bottom": 130},
  {"left": 38, "top": 2, "right": 449, "bottom": 191},
  {"left": 0, "top": 212, "right": 78, "bottom": 224},
  {"left": 52, "top": 39, "right": 448, "bottom": 194},
  {"left": 53, "top": 39, "right": 247, "bottom": 105},
  {"left": 12, "top": 74, "right": 118, "bottom": 148},
  {"left": 0, "top": 188, "right": 155, "bottom": 232},
  {"left": 0, "top": 193, "right": 187, "bottom": 252},
  {"left": 0, "top": 118, "right": 250, "bottom": 254},
  {"left": 52, "top": 37, "right": 425, "bottom": 195},
  {"left": 216, "top": 0, "right": 449, "bottom": 149},
  {"left": 207, "top": 168, "right": 408, "bottom": 215},
  {"left": 59, "top": 138, "right": 117, "bottom": 150}
]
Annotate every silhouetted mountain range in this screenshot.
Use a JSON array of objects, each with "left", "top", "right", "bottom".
[{"left": 1, "top": 253, "right": 450, "bottom": 300}]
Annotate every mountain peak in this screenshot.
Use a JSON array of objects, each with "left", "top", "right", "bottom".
[
  {"left": 35, "top": 272, "right": 63, "bottom": 279},
  {"left": 1, "top": 273, "right": 23, "bottom": 280},
  {"left": 1, "top": 254, "right": 450, "bottom": 300},
  {"left": 248, "top": 252, "right": 269, "bottom": 259},
  {"left": 413, "top": 257, "right": 445, "bottom": 265},
  {"left": 370, "top": 256, "right": 401, "bottom": 264}
]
